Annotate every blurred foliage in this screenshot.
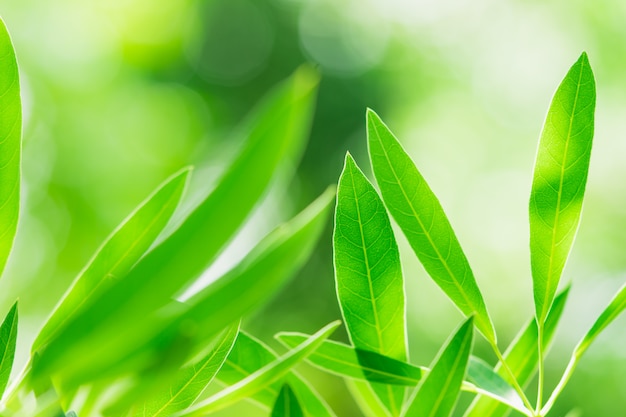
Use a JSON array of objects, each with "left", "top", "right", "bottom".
[{"left": 1, "top": 0, "right": 626, "bottom": 415}]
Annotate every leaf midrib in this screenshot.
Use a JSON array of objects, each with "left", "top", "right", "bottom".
[
  {"left": 370, "top": 122, "right": 488, "bottom": 339},
  {"left": 539, "top": 59, "right": 585, "bottom": 323}
]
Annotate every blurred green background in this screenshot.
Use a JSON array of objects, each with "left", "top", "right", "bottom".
[{"left": 1, "top": 0, "right": 626, "bottom": 415}]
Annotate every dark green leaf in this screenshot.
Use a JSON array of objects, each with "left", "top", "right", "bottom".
[
  {"left": 272, "top": 384, "right": 304, "bottom": 417},
  {"left": 0, "top": 302, "right": 18, "bottom": 398},
  {"left": 530, "top": 53, "right": 595, "bottom": 324},
  {"left": 367, "top": 110, "right": 495, "bottom": 343}
]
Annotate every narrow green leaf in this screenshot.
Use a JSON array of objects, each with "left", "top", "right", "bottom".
[
  {"left": 403, "top": 317, "right": 474, "bottom": 417},
  {"left": 37, "top": 186, "right": 335, "bottom": 389},
  {"left": 0, "top": 18, "right": 21, "bottom": 278},
  {"left": 33, "top": 68, "right": 320, "bottom": 382},
  {"left": 464, "top": 357, "right": 525, "bottom": 414},
  {"left": 530, "top": 53, "right": 596, "bottom": 324},
  {"left": 334, "top": 153, "right": 407, "bottom": 414},
  {"left": 217, "top": 331, "right": 337, "bottom": 417},
  {"left": 575, "top": 282, "right": 626, "bottom": 357},
  {"left": 277, "top": 333, "right": 422, "bottom": 386},
  {"left": 367, "top": 110, "right": 495, "bottom": 343},
  {"left": 464, "top": 286, "right": 570, "bottom": 417},
  {"left": 272, "top": 384, "right": 304, "bottom": 417},
  {"left": 0, "top": 302, "right": 18, "bottom": 398},
  {"left": 32, "top": 167, "right": 191, "bottom": 353},
  {"left": 173, "top": 321, "right": 340, "bottom": 417},
  {"left": 134, "top": 321, "right": 239, "bottom": 417}
]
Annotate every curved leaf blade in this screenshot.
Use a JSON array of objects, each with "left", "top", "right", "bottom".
[
  {"left": 334, "top": 153, "right": 407, "bottom": 414},
  {"left": 0, "top": 18, "right": 21, "bottom": 278},
  {"left": 272, "top": 384, "right": 304, "bottom": 417},
  {"left": 0, "top": 302, "right": 18, "bottom": 398},
  {"left": 173, "top": 321, "right": 340, "bottom": 417},
  {"left": 135, "top": 321, "right": 239, "bottom": 417},
  {"left": 575, "top": 282, "right": 626, "bottom": 358},
  {"left": 32, "top": 167, "right": 191, "bottom": 353},
  {"left": 367, "top": 110, "right": 495, "bottom": 343},
  {"left": 403, "top": 317, "right": 474, "bottom": 417},
  {"left": 33, "top": 68, "right": 320, "bottom": 381},
  {"left": 530, "top": 52, "right": 596, "bottom": 323},
  {"left": 218, "top": 331, "right": 337, "bottom": 417},
  {"left": 37, "top": 186, "right": 335, "bottom": 388}
]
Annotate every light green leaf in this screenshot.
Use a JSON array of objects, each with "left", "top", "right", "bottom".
[
  {"left": 32, "top": 67, "right": 320, "bottom": 382},
  {"left": 575, "top": 282, "right": 626, "bottom": 357},
  {"left": 37, "top": 186, "right": 334, "bottom": 389},
  {"left": 345, "top": 380, "right": 392, "bottom": 417},
  {"left": 134, "top": 321, "right": 239, "bottom": 417},
  {"left": 32, "top": 167, "right": 191, "bottom": 353},
  {"left": 367, "top": 110, "right": 495, "bottom": 343},
  {"left": 173, "top": 321, "right": 340, "bottom": 417},
  {"left": 217, "top": 331, "right": 336, "bottom": 417},
  {"left": 0, "top": 18, "right": 21, "bottom": 278},
  {"left": 403, "top": 317, "right": 474, "bottom": 417},
  {"left": 530, "top": 52, "right": 596, "bottom": 324},
  {"left": 464, "top": 286, "right": 570, "bottom": 417},
  {"left": 464, "top": 357, "right": 525, "bottom": 414},
  {"left": 334, "top": 153, "right": 407, "bottom": 414},
  {"left": 277, "top": 333, "right": 422, "bottom": 386},
  {"left": 272, "top": 384, "right": 304, "bottom": 417},
  {"left": 0, "top": 302, "right": 18, "bottom": 398}
]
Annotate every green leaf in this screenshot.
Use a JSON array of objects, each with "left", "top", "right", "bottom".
[
  {"left": 32, "top": 167, "right": 191, "bottom": 353},
  {"left": 530, "top": 52, "right": 596, "bottom": 324},
  {"left": 277, "top": 333, "right": 422, "bottom": 386},
  {"left": 367, "top": 110, "right": 495, "bottom": 343},
  {"left": 173, "top": 321, "right": 340, "bottom": 417},
  {"left": 278, "top": 332, "right": 524, "bottom": 413},
  {"left": 134, "top": 321, "right": 239, "bottom": 417},
  {"left": 403, "top": 317, "right": 474, "bottom": 417},
  {"left": 217, "top": 331, "right": 337, "bottom": 417},
  {"left": 464, "top": 286, "right": 570, "bottom": 417},
  {"left": 345, "top": 380, "right": 392, "bottom": 417},
  {"left": 575, "top": 282, "right": 626, "bottom": 357},
  {"left": 464, "top": 358, "right": 525, "bottom": 414},
  {"left": 37, "top": 186, "right": 335, "bottom": 389},
  {"left": 272, "top": 384, "right": 304, "bottom": 417},
  {"left": 334, "top": 153, "right": 407, "bottom": 414},
  {"left": 32, "top": 68, "right": 320, "bottom": 382},
  {"left": 0, "top": 302, "right": 18, "bottom": 398},
  {"left": 0, "top": 18, "right": 21, "bottom": 278}
]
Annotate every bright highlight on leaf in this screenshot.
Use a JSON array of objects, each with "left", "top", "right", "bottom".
[
  {"left": 367, "top": 110, "right": 496, "bottom": 343},
  {"left": 530, "top": 52, "right": 596, "bottom": 324},
  {"left": 0, "top": 18, "right": 21, "bottom": 280}
]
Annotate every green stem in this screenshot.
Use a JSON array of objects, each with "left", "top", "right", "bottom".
[
  {"left": 536, "top": 323, "right": 545, "bottom": 414},
  {"left": 540, "top": 353, "right": 578, "bottom": 415},
  {"left": 489, "top": 341, "right": 536, "bottom": 415}
]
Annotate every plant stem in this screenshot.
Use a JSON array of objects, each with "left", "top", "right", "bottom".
[
  {"left": 489, "top": 341, "right": 536, "bottom": 415},
  {"left": 536, "top": 323, "right": 545, "bottom": 414},
  {"left": 540, "top": 353, "right": 578, "bottom": 415}
]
